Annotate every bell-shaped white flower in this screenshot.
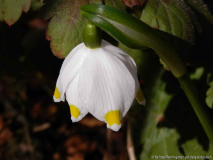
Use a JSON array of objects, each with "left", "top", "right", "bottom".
[{"left": 53, "top": 40, "right": 146, "bottom": 131}]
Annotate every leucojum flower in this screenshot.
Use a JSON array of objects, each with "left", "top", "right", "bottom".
[{"left": 53, "top": 22, "right": 146, "bottom": 131}]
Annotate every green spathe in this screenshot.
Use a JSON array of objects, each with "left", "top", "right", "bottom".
[{"left": 83, "top": 22, "right": 102, "bottom": 49}]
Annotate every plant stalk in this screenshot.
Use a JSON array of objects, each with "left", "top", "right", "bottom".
[
  {"left": 149, "top": 37, "right": 213, "bottom": 145},
  {"left": 178, "top": 74, "right": 213, "bottom": 144}
]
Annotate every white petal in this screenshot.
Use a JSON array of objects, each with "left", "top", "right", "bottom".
[
  {"left": 107, "top": 124, "right": 121, "bottom": 132},
  {"left": 102, "top": 40, "right": 146, "bottom": 105},
  {"left": 102, "top": 40, "right": 140, "bottom": 94},
  {"left": 78, "top": 48, "right": 136, "bottom": 131},
  {"left": 66, "top": 73, "right": 88, "bottom": 122},
  {"left": 53, "top": 44, "right": 89, "bottom": 102},
  {"left": 59, "top": 43, "right": 84, "bottom": 72},
  {"left": 101, "top": 40, "right": 130, "bottom": 56}
]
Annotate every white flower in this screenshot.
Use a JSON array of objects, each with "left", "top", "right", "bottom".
[{"left": 53, "top": 40, "right": 146, "bottom": 131}]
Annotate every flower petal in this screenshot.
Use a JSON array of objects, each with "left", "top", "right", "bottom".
[
  {"left": 101, "top": 40, "right": 130, "bottom": 56},
  {"left": 102, "top": 40, "right": 146, "bottom": 105},
  {"left": 78, "top": 48, "right": 136, "bottom": 131},
  {"left": 53, "top": 43, "right": 88, "bottom": 102},
  {"left": 105, "top": 110, "right": 121, "bottom": 131},
  {"left": 66, "top": 74, "right": 88, "bottom": 122},
  {"left": 102, "top": 40, "right": 139, "bottom": 93}
]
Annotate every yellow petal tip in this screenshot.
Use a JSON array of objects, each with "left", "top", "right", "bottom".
[
  {"left": 54, "top": 87, "right": 61, "bottom": 99},
  {"left": 136, "top": 88, "right": 145, "bottom": 105},
  {"left": 104, "top": 110, "right": 121, "bottom": 127},
  {"left": 70, "top": 105, "right": 80, "bottom": 119}
]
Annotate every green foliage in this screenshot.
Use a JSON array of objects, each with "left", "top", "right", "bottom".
[
  {"left": 119, "top": 44, "right": 212, "bottom": 158},
  {"left": 159, "top": 58, "right": 169, "bottom": 71},
  {"left": 206, "top": 81, "right": 213, "bottom": 109},
  {"left": 104, "top": 0, "right": 126, "bottom": 10},
  {"left": 141, "top": 0, "right": 195, "bottom": 43},
  {"left": 31, "top": 0, "right": 44, "bottom": 11},
  {"left": 186, "top": 0, "right": 213, "bottom": 25},
  {"left": 129, "top": 67, "right": 212, "bottom": 159},
  {"left": 39, "top": 0, "right": 125, "bottom": 58},
  {"left": 182, "top": 138, "right": 213, "bottom": 155},
  {"left": 140, "top": 70, "right": 182, "bottom": 159},
  {"left": 140, "top": 0, "right": 201, "bottom": 62},
  {"left": 190, "top": 67, "right": 204, "bottom": 80},
  {"left": 0, "top": 0, "right": 31, "bottom": 26}
]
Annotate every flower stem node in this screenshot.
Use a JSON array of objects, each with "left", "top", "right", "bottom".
[
  {"left": 83, "top": 22, "right": 102, "bottom": 49},
  {"left": 53, "top": 40, "right": 146, "bottom": 131}
]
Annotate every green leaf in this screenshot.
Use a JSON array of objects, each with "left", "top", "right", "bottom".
[
  {"left": 31, "top": 0, "right": 44, "bottom": 11},
  {"left": 182, "top": 138, "right": 213, "bottom": 156},
  {"left": 186, "top": 0, "right": 213, "bottom": 25},
  {"left": 141, "top": 0, "right": 195, "bottom": 43},
  {"left": 159, "top": 58, "right": 169, "bottom": 71},
  {"left": 122, "top": 0, "right": 146, "bottom": 7},
  {"left": 0, "top": 0, "right": 31, "bottom": 26},
  {"left": 136, "top": 68, "right": 212, "bottom": 158},
  {"left": 139, "top": 70, "right": 183, "bottom": 159},
  {"left": 190, "top": 67, "right": 204, "bottom": 80},
  {"left": 104, "top": 0, "right": 126, "bottom": 10},
  {"left": 39, "top": 0, "right": 125, "bottom": 58},
  {"left": 206, "top": 81, "right": 213, "bottom": 109},
  {"left": 140, "top": 0, "right": 199, "bottom": 63}
]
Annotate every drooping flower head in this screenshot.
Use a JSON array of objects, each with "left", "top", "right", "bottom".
[{"left": 53, "top": 22, "right": 145, "bottom": 131}]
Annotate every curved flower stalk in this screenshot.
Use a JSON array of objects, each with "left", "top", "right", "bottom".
[{"left": 53, "top": 22, "right": 145, "bottom": 131}]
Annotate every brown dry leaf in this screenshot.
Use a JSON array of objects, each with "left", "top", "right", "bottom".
[
  {"left": 65, "top": 135, "right": 97, "bottom": 155},
  {"left": 20, "top": 91, "right": 28, "bottom": 101},
  {"left": 122, "top": 0, "right": 146, "bottom": 7},
  {"left": 48, "top": 105, "right": 57, "bottom": 116},
  {"left": 31, "top": 102, "right": 42, "bottom": 118},
  {"left": 0, "top": 128, "right": 12, "bottom": 145},
  {"left": 66, "top": 153, "right": 84, "bottom": 160},
  {"left": 79, "top": 115, "right": 105, "bottom": 127},
  {"left": 65, "top": 136, "right": 84, "bottom": 154},
  {"left": 0, "top": 115, "right": 4, "bottom": 130},
  {"left": 58, "top": 124, "right": 67, "bottom": 134},
  {"left": 28, "top": 18, "right": 48, "bottom": 29},
  {"left": 19, "top": 143, "right": 34, "bottom": 152},
  {"left": 33, "top": 123, "right": 51, "bottom": 132},
  {"left": 53, "top": 153, "right": 61, "bottom": 160}
]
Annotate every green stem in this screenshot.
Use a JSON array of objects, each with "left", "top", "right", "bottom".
[
  {"left": 146, "top": 33, "right": 213, "bottom": 145},
  {"left": 178, "top": 75, "right": 213, "bottom": 144},
  {"left": 151, "top": 29, "right": 213, "bottom": 145},
  {"left": 149, "top": 35, "right": 213, "bottom": 145},
  {"left": 83, "top": 21, "right": 102, "bottom": 49}
]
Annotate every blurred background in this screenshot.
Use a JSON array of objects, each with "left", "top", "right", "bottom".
[{"left": 1, "top": 0, "right": 213, "bottom": 160}]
